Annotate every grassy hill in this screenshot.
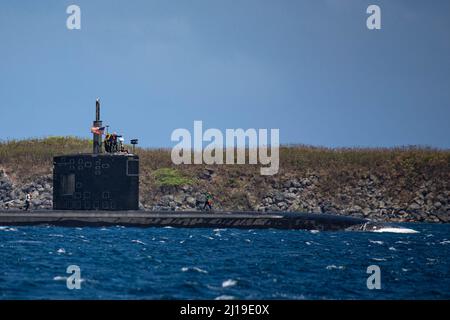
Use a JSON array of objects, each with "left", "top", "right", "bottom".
[{"left": 0, "top": 137, "right": 449, "bottom": 222}]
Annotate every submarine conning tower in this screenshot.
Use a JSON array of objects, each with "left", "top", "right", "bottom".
[{"left": 52, "top": 99, "right": 139, "bottom": 211}]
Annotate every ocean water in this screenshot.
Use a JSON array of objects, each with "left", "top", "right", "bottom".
[{"left": 0, "top": 223, "right": 449, "bottom": 299}]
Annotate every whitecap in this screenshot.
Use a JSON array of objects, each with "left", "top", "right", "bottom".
[
  {"left": 369, "top": 240, "right": 384, "bottom": 245},
  {"left": 57, "top": 248, "right": 66, "bottom": 254},
  {"left": 440, "top": 240, "right": 450, "bottom": 245},
  {"left": 371, "top": 258, "right": 387, "bottom": 262},
  {"left": 163, "top": 226, "right": 173, "bottom": 229},
  {"left": 10, "top": 240, "right": 43, "bottom": 244},
  {"left": 54, "top": 276, "right": 85, "bottom": 283},
  {"left": 222, "top": 279, "right": 237, "bottom": 288},
  {"left": 215, "top": 295, "right": 235, "bottom": 300},
  {"left": 0, "top": 227, "right": 18, "bottom": 232},
  {"left": 193, "top": 267, "right": 208, "bottom": 274},
  {"left": 389, "top": 247, "right": 397, "bottom": 251},
  {"left": 206, "top": 284, "right": 221, "bottom": 290},
  {"left": 326, "top": 265, "right": 344, "bottom": 270},
  {"left": 310, "top": 230, "right": 320, "bottom": 234},
  {"left": 181, "top": 267, "right": 208, "bottom": 274},
  {"left": 372, "top": 227, "right": 419, "bottom": 234},
  {"left": 131, "top": 240, "right": 146, "bottom": 245},
  {"left": 305, "top": 241, "right": 312, "bottom": 246}
]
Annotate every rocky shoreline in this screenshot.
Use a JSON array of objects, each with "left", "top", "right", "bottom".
[
  {"left": 1, "top": 168, "right": 448, "bottom": 223},
  {"left": 145, "top": 170, "right": 449, "bottom": 223}
]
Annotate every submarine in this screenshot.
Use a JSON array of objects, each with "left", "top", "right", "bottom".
[{"left": 0, "top": 99, "right": 393, "bottom": 231}]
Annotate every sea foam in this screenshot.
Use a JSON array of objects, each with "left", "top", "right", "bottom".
[
  {"left": 222, "top": 279, "right": 237, "bottom": 288},
  {"left": 372, "top": 227, "right": 419, "bottom": 234}
]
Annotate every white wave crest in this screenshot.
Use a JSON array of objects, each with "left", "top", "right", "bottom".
[
  {"left": 371, "top": 258, "right": 387, "bottom": 262},
  {"left": 181, "top": 267, "right": 208, "bottom": 274},
  {"left": 326, "top": 265, "right": 345, "bottom": 270},
  {"left": 215, "top": 295, "right": 235, "bottom": 300},
  {"left": 0, "top": 227, "right": 18, "bottom": 232},
  {"left": 222, "top": 279, "right": 237, "bottom": 288},
  {"left": 53, "top": 276, "right": 85, "bottom": 283},
  {"left": 372, "top": 227, "right": 419, "bottom": 234}
]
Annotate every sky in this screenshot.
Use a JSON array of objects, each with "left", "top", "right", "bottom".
[{"left": 0, "top": 0, "right": 449, "bottom": 148}]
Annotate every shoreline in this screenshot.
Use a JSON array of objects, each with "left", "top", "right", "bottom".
[{"left": 1, "top": 138, "right": 449, "bottom": 224}]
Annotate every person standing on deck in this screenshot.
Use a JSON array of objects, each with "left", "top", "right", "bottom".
[
  {"left": 24, "top": 193, "right": 31, "bottom": 211},
  {"left": 203, "top": 192, "right": 213, "bottom": 211}
]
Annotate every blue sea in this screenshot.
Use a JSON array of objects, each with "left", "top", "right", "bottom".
[{"left": 0, "top": 223, "right": 449, "bottom": 299}]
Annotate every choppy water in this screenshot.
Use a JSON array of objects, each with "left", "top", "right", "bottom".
[{"left": 0, "top": 223, "right": 449, "bottom": 299}]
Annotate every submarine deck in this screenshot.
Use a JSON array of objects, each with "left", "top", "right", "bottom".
[{"left": 0, "top": 210, "right": 370, "bottom": 231}]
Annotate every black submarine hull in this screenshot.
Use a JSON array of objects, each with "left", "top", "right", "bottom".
[{"left": 0, "top": 210, "right": 382, "bottom": 231}]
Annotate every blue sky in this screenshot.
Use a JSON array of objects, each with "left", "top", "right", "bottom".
[{"left": 0, "top": 0, "right": 449, "bottom": 148}]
